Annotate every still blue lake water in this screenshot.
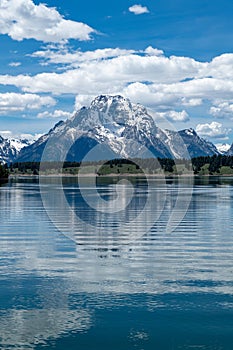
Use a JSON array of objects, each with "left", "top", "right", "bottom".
[{"left": 0, "top": 176, "right": 233, "bottom": 349}]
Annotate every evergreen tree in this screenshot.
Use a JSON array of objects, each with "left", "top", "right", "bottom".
[{"left": 0, "top": 163, "right": 9, "bottom": 181}]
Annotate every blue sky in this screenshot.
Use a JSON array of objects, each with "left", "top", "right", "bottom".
[{"left": 0, "top": 0, "right": 233, "bottom": 145}]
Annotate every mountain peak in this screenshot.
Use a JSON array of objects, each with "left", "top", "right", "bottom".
[
  {"left": 91, "top": 94, "right": 130, "bottom": 108},
  {"left": 12, "top": 95, "right": 220, "bottom": 163},
  {"left": 71, "top": 94, "right": 152, "bottom": 132},
  {"left": 182, "top": 128, "right": 197, "bottom": 136},
  {"left": 90, "top": 94, "right": 148, "bottom": 118},
  {"left": 90, "top": 95, "right": 133, "bottom": 122}
]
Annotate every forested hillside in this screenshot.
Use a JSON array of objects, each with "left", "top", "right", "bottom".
[{"left": 9, "top": 155, "right": 233, "bottom": 176}]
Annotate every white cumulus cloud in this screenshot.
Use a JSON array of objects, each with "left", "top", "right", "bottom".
[
  {"left": 75, "top": 95, "right": 95, "bottom": 110},
  {"left": 129, "top": 4, "right": 150, "bottom": 15},
  {"left": 0, "top": 92, "right": 56, "bottom": 114},
  {"left": 144, "top": 46, "right": 164, "bottom": 56},
  {"left": 0, "top": 52, "right": 204, "bottom": 95},
  {"left": 163, "top": 110, "right": 190, "bottom": 122},
  {"left": 37, "top": 110, "right": 73, "bottom": 119},
  {"left": 196, "top": 121, "right": 231, "bottom": 139},
  {"left": 1, "top": 48, "right": 233, "bottom": 121},
  {"left": 31, "top": 47, "right": 135, "bottom": 67},
  {"left": 0, "top": 0, "right": 95, "bottom": 42},
  {"left": 210, "top": 102, "right": 233, "bottom": 118},
  {"left": 9, "top": 61, "right": 21, "bottom": 67}
]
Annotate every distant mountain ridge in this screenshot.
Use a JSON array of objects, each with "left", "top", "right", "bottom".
[
  {"left": 215, "top": 143, "right": 231, "bottom": 154},
  {"left": 1, "top": 95, "right": 223, "bottom": 163},
  {"left": 0, "top": 136, "right": 31, "bottom": 163},
  {"left": 226, "top": 144, "right": 233, "bottom": 156}
]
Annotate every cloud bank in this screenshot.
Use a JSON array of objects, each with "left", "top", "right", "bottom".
[
  {"left": 0, "top": 93, "right": 55, "bottom": 114},
  {"left": 0, "top": 46, "right": 233, "bottom": 140},
  {"left": 0, "top": 0, "right": 95, "bottom": 42},
  {"left": 1, "top": 48, "right": 232, "bottom": 111},
  {"left": 196, "top": 122, "right": 231, "bottom": 139}
]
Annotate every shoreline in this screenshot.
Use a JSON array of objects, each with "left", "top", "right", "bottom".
[{"left": 9, "top": 173, "right": 233, "bottom": 179}]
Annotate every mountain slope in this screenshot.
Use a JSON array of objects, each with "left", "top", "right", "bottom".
[
  {"left": 17, "top": 95, "right": 219, "bottom": 162},
  {"left": 226, "top": 143, "right": 233, "bottom": 156},
  {"left": 0, "top": 136, "right": 31, "bottom": 163},
  {"left": 177, "top": 129, "right": 218, "bottom": 158}
]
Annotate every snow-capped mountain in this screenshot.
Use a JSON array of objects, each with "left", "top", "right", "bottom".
[
  {"left": 17, "top": 95, "right": 219, "bottom": 162},
  {"left": 0, "top": 136, "right": 32, "bottom": 163},
  {"left": 226, "top": 143, "right": 233, "bottom": 156},
  {"left": 160, "top": 128, "right": 219, "bottom": 159},
  {"left": 215, "top": 143, "right": 231, "bottom": 154}
]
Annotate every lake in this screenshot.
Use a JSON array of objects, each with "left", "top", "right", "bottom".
[{"left": 0, "top": 175, "right": 233, "bottom": 350}]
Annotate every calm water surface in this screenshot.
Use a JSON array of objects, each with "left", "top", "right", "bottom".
[{"left": 0, "top": 176, "right": 233, "bottom": 350}]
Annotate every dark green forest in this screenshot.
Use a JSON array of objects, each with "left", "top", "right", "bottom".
[
  {"left": 0, "top": 163, "right": 9, "bottom": 182},
  {"left": 7, "top": 154, "right": 233, "bottom": 176}
]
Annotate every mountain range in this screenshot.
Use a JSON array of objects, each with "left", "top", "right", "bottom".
[
  {"left": 0, "top": 136, "right": 31, "bottom": 163},
  {"left": 1, "top": 95, "right": 232, "bottom": 164}
]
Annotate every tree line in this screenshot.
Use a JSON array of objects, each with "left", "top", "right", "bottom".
[
  {"left": 192, "top": 155, "right": 233, "bottom": 174},
  {"left": 7, "top": 154, "right": 233, "bottom": 175}
]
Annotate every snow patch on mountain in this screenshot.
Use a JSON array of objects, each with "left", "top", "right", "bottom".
[
  {"left": 0, "top": 136, "right": 32, "bottom": 163},
  {"left": 215, "top": 143, "right": 231, "bottom": 154},
  {"left": 226, "top": 143, "right": 233, "bottom": 156}
]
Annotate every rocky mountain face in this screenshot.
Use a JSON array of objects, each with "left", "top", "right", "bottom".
[
  {"left": 10, "top": 95, "right": 220, "bottom": 162},
  {"left": 0, "top": 136, "right": 31, "bottom": 163},
  {"left": 159, "top": 128, "right": 219, "bottom": 159},
  {"left": 226, "top": 144, "right": 233, "bottom": 156}
]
